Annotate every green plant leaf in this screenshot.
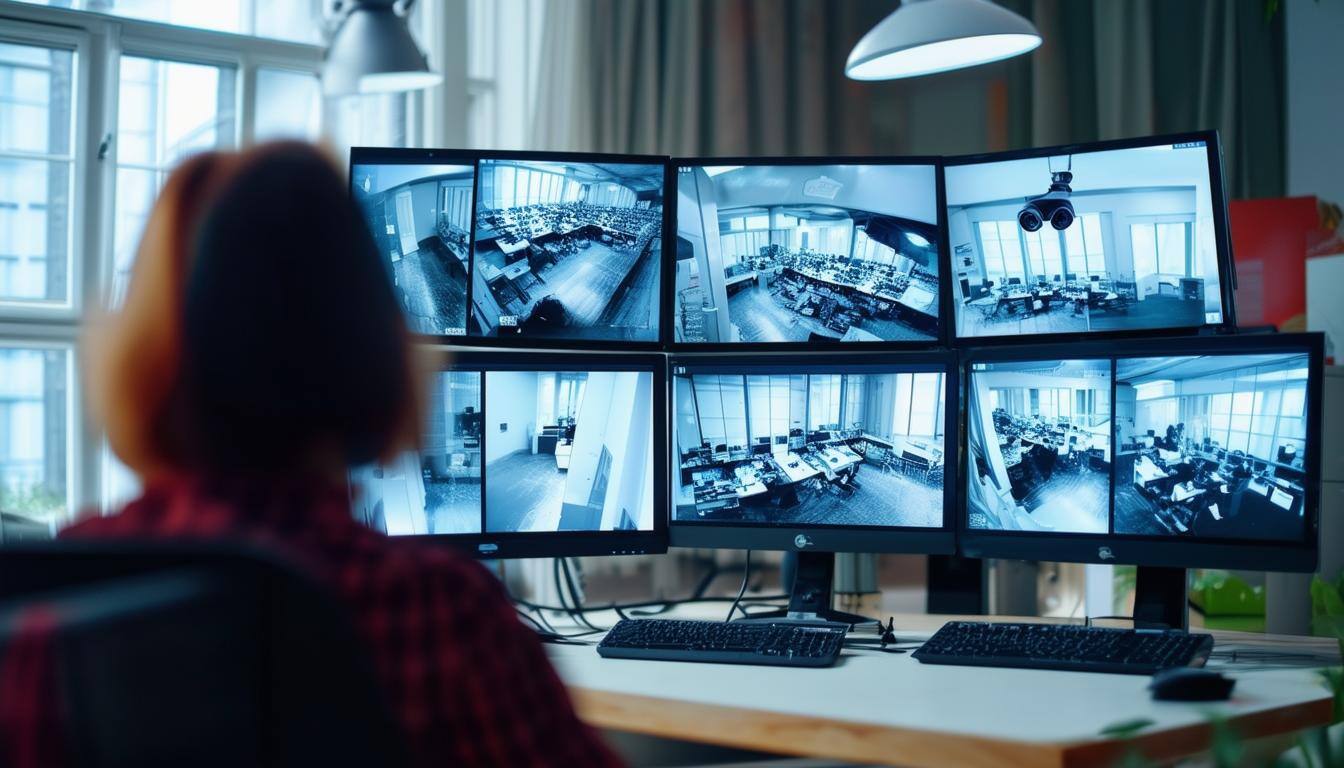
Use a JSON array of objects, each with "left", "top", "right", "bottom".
[{"left": 1100, "top": 718, "right": 1156, "bottom": 738}]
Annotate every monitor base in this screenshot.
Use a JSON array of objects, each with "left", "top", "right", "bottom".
[
  {"left": 737, "top": 551, "right": 881, "bottom": 628},
  {"left": 1134, "top": 565, "right": 1189, "bottom": 631}
]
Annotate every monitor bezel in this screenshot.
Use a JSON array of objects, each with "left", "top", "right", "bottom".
[
  {"left": 666, "top": 155, "right": 951, "bottom": 352},
  {"left": 957, "top": 332, "right": 1323, "bottom": 572},
  {"left": 942, "top": 130, "right": 1238, "bottom": 347},
  {"left": 667, "top": 350, "right": 959, "bottom": 554},
  {"left": 348, "top": 147, "right": 673, "bottom": 352},
  {"left": 378, "top": 346, "right": 669, "bottom": 559}
]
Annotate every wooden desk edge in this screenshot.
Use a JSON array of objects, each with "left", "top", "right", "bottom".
[{"left": 570, "top": 686, "right": 1335, "bottom": 768}]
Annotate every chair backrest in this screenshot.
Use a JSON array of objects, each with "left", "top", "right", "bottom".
[{"left": 0, "top": 541, "right": 407, "bottom": 768}]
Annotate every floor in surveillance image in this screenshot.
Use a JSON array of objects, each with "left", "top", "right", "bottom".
[
  {"left": 352, "top": 163, "right": 475, "bottom": 336},
  {"left": 469, "top": 160, "right": 664, "bottom": 342},
  {"left": 674, "top": 164, "right": 941, "bottom": 344},
  {"left": 965, "top": 359, "right": 1112, "bottom": 534},
  {"left": 1112, "top": 353, "right": 1309, "bottom": 540},
  {"left": 350, "top": 371, "right": 483, "bottom": 536},
  {"left": 483, "top": 370, "right": 655, "bottom": 533},
  {"left": 945, "top": 141, "right": 1224, "bottom": 339},
  {"left": 672, "top": 369, "right": 946, "bottom": 527}
]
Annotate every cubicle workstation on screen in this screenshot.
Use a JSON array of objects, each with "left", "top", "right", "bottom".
[
  {"left": 965, "top": 358, "right": 1113, "bottom": 534},
  {"left": 349, "top": 351, "right": 668, "bottom": 558},
  {"left": 350, "top": 152, "right": 477, "bottom": 337},
  {"left": 669, "top": 353, "right": 957, "bottom": 552},
  {"left": 1113, "top": 352, "right": 1311, "bottom": 540},
  {"left": 960, "top": 333, "right": 1323, "bottom": 575},
  {"left": 945, "top": 132, "right": 1235, "bottom": 343},
  {"left": 672, "top": 160, "right": 945, "bottom": 347},
  {"left": 468, "top": 155, "right": 667, "bottom": 345}
]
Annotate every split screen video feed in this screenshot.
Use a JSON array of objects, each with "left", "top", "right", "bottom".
[{"left": 351, "top": 369, "right": 656, "bottom": 537}]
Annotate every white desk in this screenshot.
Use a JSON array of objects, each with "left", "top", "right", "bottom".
[
  {"left": 550, "top": 613, "right": 1335, "bottom": 767},
  {"left": 775, "top": 453, "right": 822, "bottom": 484}
]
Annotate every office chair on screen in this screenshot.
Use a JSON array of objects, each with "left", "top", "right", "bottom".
[{"left": 0, "top": 541, "right": 407, "bottom": 768}]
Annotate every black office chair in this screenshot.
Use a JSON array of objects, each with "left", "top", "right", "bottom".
[{"left": 0, "top": 541, "right": 407, "bottom": 768}]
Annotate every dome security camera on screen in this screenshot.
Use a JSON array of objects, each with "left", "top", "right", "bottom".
[{"left": 946, "top": 138, "right": 1229, "bottom": 342}]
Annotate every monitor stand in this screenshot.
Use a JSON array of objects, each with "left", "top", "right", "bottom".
[
  {"left": 737, "top": 552, "right": 878, "bottom": 627},
  {"left": 1133, "top": 565, "right": 1189, "bottom": 631}
]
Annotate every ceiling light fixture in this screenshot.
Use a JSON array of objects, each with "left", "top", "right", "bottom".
[
  {"left": 324, "top": 0, "right": 442, "bottom": 95},
  {"left": 846, "top": 0, "right": 1041, "bottom": 81}
]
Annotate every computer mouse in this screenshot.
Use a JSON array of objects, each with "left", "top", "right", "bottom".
[{"left": 1148, "top": 667, "right": 1235, "bottom": 702}]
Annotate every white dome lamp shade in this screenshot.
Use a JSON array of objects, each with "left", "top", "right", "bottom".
[
  {"left": 846, "top": 0, "right": 1042, "bottom": 81},
  {"left": 324, "top": 0, "right": 443, "bottom": 95}
]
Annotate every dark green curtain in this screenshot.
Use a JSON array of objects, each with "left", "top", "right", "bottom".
[
  {"left": 1003, "top": 0, "right": 1285, "bottom": 198},
  {"left": 530, "top": 0, "right": 1285, "bottom": 197}
]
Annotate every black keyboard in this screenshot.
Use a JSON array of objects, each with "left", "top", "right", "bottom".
[
  {"left": 598, "top": 619, "right": 847, "bottom": 668},
  {"left": 913, "top": 621, "right": 1214, "bottom": 675}
]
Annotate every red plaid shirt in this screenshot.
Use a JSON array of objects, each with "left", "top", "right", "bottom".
[{"left": 56, "top": 475, "right": 623, "bottom": 768}]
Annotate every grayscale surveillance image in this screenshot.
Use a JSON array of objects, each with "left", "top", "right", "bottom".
[
  {"left": 351, "top": 371, "right": 483, "bottom": 536},
  {"left": 672, "top": 367, "right": 946, "bottom": 527},
  {"left": 469, "top": 160, "right": 664, "bottom": 342},
  {"left": 675, "top": 164, "right": 941, "bottom": 344},
  {"left": 351, "top": 163, "right": 475, "bottom": 336},
  {"left": 966, "top": 359, "right": 1112, "bottom": 534},
  {"left": 946, "top": 141, "right": 1224, "bottom": 339},
  {"left": 484, "top": 370, "right": 656, "bottom": 533},
  {"left": 1113, "top": 353, "right": 1309, "bottom": 540}
]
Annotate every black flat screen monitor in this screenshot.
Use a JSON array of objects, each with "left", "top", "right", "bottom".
[
  {"left": 350, "top": 150, "right": 478, "bottom": 337},
  {"left": 350, "top": 351, "right": 668, "bottom": 558},
  {"left": 960, "top": 333, "right": 1323, "bottom": 572},
  {"left": 672, "top": 158, "right": 946, "bottom": 348},
  {"left": 468, "top": 153, "right": 667, "bottom": 346},
  {"left": 669, "top": 352, "right": 957, "bottom": 553},
  {"left": 944, "top": 132, "right": 1236, "bottom": 344}
]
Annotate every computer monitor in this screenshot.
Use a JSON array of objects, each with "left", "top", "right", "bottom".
[
  {"left": 945, "top": 131, "right": 1235, "bottom": 344},
  {"left": 349, "top": 149, "right": 478, "bottom": 337},
  {"left": 468, "top": 153, "right": 668, "bottom": 346},
  {"left": 350, "top": 351, "right": 667, "bottom": 558},
  {"left": 671, "top": 158, "right": 945, "bottom": 348},
  {"left": 960, "top": 333, "right": 1323, "bottom": 625},
  {"left": 670, "top": 352, "right": 956, "bottom": 621}
]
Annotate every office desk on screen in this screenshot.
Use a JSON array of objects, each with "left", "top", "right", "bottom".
[{"left": 551, "top": 612, "right": 1335, "bottom": 768}]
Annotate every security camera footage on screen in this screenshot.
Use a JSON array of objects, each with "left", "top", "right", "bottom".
[
  {"left": 966, "top": 353, "right": 1310, "bottom": 543},
  {"left": 672, "top": 365, "right": 945, "bottom": 528},
  {"left": 351, "top": 163, "right": 475, "bottom": 336},
  {"left": 351, "top": 369, "right": 656, "bottom": 536},
  {"left": 945, "top": 141, "right": 1225, "bottom": 339},
  {"left": 469, "top": 160, "right": 665, "bottom": 342},
  {"left": 674, "top": 164, "right": 941, "bottom": 344},
  {"left": 966, "top": 359, "right": 1114, "bottom": 534},
  {"left": 1113, "top": 353, "right": 1308, "bottom": 541}
]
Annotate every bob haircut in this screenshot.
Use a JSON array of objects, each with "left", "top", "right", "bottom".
[{"left": 87, "top": 142, "right": 422, "bottom": 481}]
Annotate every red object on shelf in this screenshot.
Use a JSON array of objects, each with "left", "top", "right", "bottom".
[{"left": 1228, "top": 196, "right": 1318, "bottom": 329}]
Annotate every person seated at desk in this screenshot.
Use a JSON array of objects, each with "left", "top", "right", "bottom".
[{"left": 64, "top": 144, "right": 620, "bottom": 768}]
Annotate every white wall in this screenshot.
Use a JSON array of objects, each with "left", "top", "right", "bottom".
[
  {"left": 562, "top": 371, "right": 653, "bottom": 530},
  {"left": 485, "top": 371, "right": 538, "bottom": 463},
  {"left": 708, "top": 164, "right": 938, "bottom": 224}
]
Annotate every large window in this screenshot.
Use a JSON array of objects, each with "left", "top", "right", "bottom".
[
  {"left": 1023, "top": 228, "right": 1063, "bottom": 282},
  {"left": 1130, "top": 221, "right": 1191, "bottom": 281},
  {"left": 1, "top": 0, "right": 426, "bottom": 526},
  {"left": 0, "top": 345, "right": 69, "bottom": 538},
  {"left": 976, "top": 220, "right": 1025, "bottom": 283},
  {"left": 0, "top": 40, "right": 74, "bottom": 307},
  {"left": 111, "top": 55, "right": 237, "bottom": 306},
  {"left": 1064, "top": 212, "right": 1107, "bottom": 277}
]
